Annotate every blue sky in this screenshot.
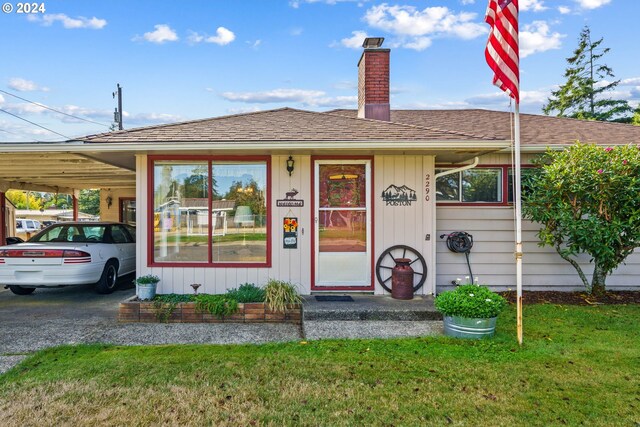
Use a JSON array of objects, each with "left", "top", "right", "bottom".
[{"left": 0, "top": 0, "right": 638, "bottom": 142}]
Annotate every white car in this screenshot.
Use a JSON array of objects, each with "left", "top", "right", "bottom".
[{"left": 0, "top": 222, "right": 135, "bottom": 295}]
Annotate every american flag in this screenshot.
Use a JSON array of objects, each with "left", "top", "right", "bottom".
[{"left": 485, "top": 0, "right": 519, "bottom": 103}]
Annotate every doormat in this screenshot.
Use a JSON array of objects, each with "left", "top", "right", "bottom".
[{"left": 315, "top": 295, "right": 354, "bottom": 302}]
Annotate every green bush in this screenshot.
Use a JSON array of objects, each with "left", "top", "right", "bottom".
[
  {"left": 264, "top": 279, "right": 302, "bottom": 313},
  {"left": 194, "top": 294, "right": 239, "bottom": 318},
  {"left": 226, "top": 283, "right": 265, "bottom": 303},
  {"left": 435, "top": 285, "right": 506, "bottom": 319}
]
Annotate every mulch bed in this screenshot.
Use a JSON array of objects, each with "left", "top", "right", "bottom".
[{"left": 500, "top": 290, "right": 640, "bottom": 305}]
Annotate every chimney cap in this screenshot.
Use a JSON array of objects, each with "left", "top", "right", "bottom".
[{"left": 362, "top": 37, "right": 384, "bottom": 49}]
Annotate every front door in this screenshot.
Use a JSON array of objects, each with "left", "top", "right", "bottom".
[{"left": 313, "top": 159, "right": 372, "bottom": 289}]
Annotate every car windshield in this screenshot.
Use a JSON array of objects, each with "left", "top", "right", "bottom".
[{"left": 29, "top": 224, "right": 107, "bottom": 243}]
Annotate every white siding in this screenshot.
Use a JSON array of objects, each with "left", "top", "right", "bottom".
[
  {"left": 374, "top": 155, "right": 436, "bottom": 295},
  {"left": 436, "top": 206, "right": 640, "bottom": 291}
]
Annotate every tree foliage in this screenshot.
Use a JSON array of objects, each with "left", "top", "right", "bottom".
[
  {"left": 5, "top": 190, "right": 43, "bottom": 210},
  {"left": 542, "top": 26, "right": 632, "bottom": 122},
  {"left": 78, "top": 189, "right": 100, "bottom": 216},
  {"left": 523, "top": 143, "right": 640, "bottom": 295}
]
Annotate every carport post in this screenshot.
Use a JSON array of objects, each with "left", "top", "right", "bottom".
[
  {"left": 0, "top": 191, "right": 6, "bottom": 246},
  {"left": 72, "top": 190, "right": 79, "bottom": 221}
]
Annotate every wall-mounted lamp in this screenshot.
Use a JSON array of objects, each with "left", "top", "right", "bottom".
[
  {"left": 286, "top": 156, "right": 295, "bottom": 177},
  {"left": 106, "top": 196, "right": 113, "bottom": 209}
]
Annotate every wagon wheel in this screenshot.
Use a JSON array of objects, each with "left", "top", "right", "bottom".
[{"left": 375, "top": 245, "right": 427, "bottom": 293}]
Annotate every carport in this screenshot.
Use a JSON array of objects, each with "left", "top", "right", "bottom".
[{"left": 0, "top": 145, "right": 136, "bottom": 245}]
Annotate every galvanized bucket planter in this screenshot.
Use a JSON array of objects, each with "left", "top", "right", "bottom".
[
  {"left": 137, "top": 284, "right": 157, "bottom": 301},
  {"left": 443, "top": 315, "right": 497, "bottom": 339}
]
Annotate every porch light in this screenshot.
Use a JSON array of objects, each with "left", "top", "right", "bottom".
[
  {"left": 362, "top": 37, "right": 384, "bottom": 48},
  {"left": 106, "top": 196, "right": 113, "bottom": 208},
  {"left": 286, "top": 156, "right": 295, "bottom": 176}
]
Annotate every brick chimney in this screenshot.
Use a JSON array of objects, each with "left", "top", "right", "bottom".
[{"left": 357, "top": 37, "right": 390, "bottom": 121}]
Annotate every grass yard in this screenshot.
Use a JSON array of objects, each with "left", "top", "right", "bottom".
[{"left": 1, "top": 304, "right": 639, "bottom": 426}]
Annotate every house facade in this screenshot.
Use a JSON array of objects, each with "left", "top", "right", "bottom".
[{"left": 0, "top": 41, "right": 638, "bottom": 295}]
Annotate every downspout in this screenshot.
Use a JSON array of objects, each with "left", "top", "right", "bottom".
[{"left": 432, "top": 156, "right": 479, "bottom": 295}]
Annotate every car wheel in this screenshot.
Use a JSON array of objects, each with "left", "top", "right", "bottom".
[
  {"left": 96, "top": 260, "right": 119, "bottom": 294},
  {"left": 8, "top": 285, "right": 36, "bottom": 295}
]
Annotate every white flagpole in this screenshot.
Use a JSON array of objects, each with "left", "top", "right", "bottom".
[{"left": 514, "top": 102, "right": 523, "bottom": 345}]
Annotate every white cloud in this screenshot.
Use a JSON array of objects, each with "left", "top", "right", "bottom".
[
  {"left": 220, "top": 88, "right": 356, "bottom": 108},
  {"left": 363, "top": 4, "right": 486, "bottom": 40},
  {"left": 574, "top": 0, "right": 611, "bottom": 9},
  {"left": 0, "top": 94, "right": 4, "bottom": 103},
  {"left": 558, "top": 6, "right": 571, "bottom": 14},
  {"left": 520, "top": 21, "right": 564, "bottom": 58},
  {"left": 460, "top": 0, "right": 475, "bottom": 5},
  {"left": 8, "top": 78, "right": 49, "bottom": 92},
  {"left": 620, "top": 77, "right": 640, "bottom": 86},
  {"left": 30, "top": 13, "right": 107, "bottom": 29},
  {"left": 290, "top": 0, "right": 368, "bottom": 7},
  {"left": 397, "top": 37, "right": 432, "bottom": 51},
  {"left": 290, "top": 27, "right": 303, "bottom": 36},
  {"left": 520, "top": 0, "right": 548, "bottom": 12},
  {"left": 247, "top": 39, "right": 262, "bottom": 49},
  {"left": 334, "top": 30, "right": 369, "bottom": 48},
  {"left": 135, "top": 24, "right": 179, "bottom": 44},
  {"left": 188, "top": 27, "right": 236, "bottom": 45}
]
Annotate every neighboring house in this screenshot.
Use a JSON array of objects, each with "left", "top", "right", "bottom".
[
  {"left": 15, "top": 209, "right": 98, "bottom": 223},
  {"left": 0, "top": 40, "right": 638, "bottom": 294}
]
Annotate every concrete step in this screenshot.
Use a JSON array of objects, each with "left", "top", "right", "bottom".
[
  {"left": 302, "top": 295, "right": 443, "bottom": 321},
  {"left": 302, "top": 320, "right": 443, "bottom": 340}
]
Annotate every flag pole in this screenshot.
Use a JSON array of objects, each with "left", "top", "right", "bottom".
[{"left": 514, "top": 102, "right": 523, "bottom": 345}]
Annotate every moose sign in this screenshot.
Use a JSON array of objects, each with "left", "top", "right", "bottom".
[{"left": 277, "top": 188, "right": 304, "bottom": 207}]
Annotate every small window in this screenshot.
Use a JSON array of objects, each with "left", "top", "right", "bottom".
[{"left": 436, "top": 168, "right": 502, "bottom": 203}]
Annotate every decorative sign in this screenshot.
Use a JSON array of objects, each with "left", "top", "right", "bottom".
[
  {"left": 381, "top": 184, "right": 417, "bottom": 206},
  {"left": 276, "top": 188, "right": 304, "bottom": 207},
  {"left": 283, "top": 217, "right": 298, "bottom": 249}
]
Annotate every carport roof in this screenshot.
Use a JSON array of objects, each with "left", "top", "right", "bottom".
[{"left": 0, "top": 152, "right": 135, "bottom": 193}]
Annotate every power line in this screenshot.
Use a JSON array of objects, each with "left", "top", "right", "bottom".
[
  {"left": 0, "top": 108, "right": 71, "bottom": 140},
  {"left": 0, "top": 89, "right": 111, "bottom": 128}
]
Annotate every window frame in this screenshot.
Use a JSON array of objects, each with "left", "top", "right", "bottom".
[
  {"left": 147, "top": 155, "right": 271, "bottom": 268},
  {"left": 435, "top": 164, "right": 535, "bottom": 207}
]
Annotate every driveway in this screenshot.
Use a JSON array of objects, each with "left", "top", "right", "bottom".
[{"left": 0, "top": 283, "right": 302, "bottom": 373}]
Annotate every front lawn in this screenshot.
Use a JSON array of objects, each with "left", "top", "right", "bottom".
[{"left": 1, "top": 304, "right": 639, "bottom": 426}]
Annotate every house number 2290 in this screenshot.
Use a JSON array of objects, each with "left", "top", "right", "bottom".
[{"left": 424, "top": 174, "right": 431, "bottom": 201}]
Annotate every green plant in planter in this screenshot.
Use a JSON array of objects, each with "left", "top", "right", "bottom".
[
  {"left": 435, "top": 284, "right": 506, "bottom": 319},
  {"left": 194, "top": 294, "right": 239, "bottom": 318},
  {"left": 135, "top": 275, "right": 160, "bottom": 285},
  {"left": 152, "top": 294, "right": 193, "bottom": 323},
  {"left": 264, "top": 279, "right": 302, "bottom": 313},
  {"left": 226, "top": 283, "right": 265, "bottom": 303}
]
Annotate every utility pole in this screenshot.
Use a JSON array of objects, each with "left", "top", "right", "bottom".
[{"left": 112, "top": 83, "right": 123, "bottom": 130}]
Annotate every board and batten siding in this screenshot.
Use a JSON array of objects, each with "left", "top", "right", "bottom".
[
  {"left": 434, "top": 152, "right": 639, "bottom": 291},
  {"left": 373, "top": 155, "right": 436, "bottom": 295},
  {"left": 135, "top": 154, "right": 313, "bottom": 295}
]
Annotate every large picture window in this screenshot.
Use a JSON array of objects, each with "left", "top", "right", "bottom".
[{"left": 150, "top": 157, "right": 269, "bottom": 266}]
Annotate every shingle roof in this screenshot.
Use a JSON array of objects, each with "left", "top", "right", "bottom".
[
  {"left": 79, "top": 108, "right": 497, "bottom": 143},
  {"left": 330, "top": 109, "right": 640, "bottom": 146}
]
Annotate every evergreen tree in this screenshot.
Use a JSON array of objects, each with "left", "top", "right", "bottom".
[{"left": 543, "top": 26, "right": 632, "bottom": 121}]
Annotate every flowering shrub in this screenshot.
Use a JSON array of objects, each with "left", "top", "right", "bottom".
[
  {"left": 435, "top": 285, "right": 506, "bottom": 319},
  {"left": 523, "top": 143, "right": 640, "bottom": 295}
]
